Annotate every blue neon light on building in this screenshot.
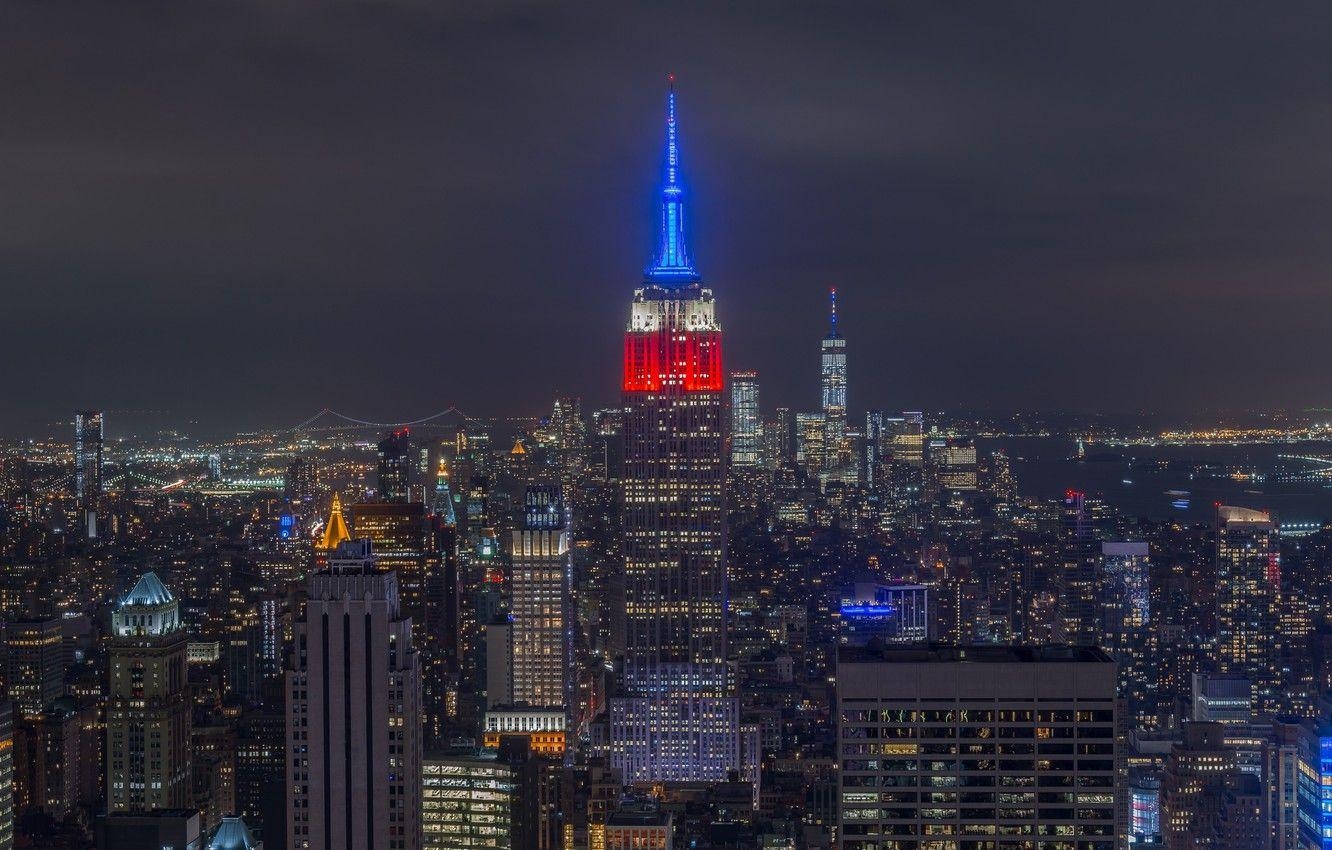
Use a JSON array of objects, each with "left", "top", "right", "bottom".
[
  {"left": 645, "top": 76, "right": 700, "bottom": 284},
  {"left": 839, "top": 605, "right": 897, "bottom": 618}
]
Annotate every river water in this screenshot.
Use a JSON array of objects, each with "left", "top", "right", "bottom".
[{"left": 977, "top": 436, "right": 1332, "bottom": 524}]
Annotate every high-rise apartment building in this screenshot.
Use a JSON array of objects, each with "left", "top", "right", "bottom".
[
  {"left": 611, "top": 78, "right": 739, "bottom": 783},
  {"left": 286, "top": 539, "right": 422, "bottom": 850},
  {"left": 73, "top": 410, "right": 103, "bottom": 537},
  {"left": 107, "top": 572, "right": 192, "bottom": 813},
  {"left": 507, "top": 485, "right": 570, "bottom": 711},
  {"left": 1214, "top": 505, "right": 1280, "bottom": 713},
  {"left": 729, "top": 371, "right": 761, "bottom": 468},
  {"left": 837, "top": 645, "right": 1119, "bottom": 850}
]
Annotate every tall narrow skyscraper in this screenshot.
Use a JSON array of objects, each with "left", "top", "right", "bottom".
[
  {"left": 728, "top": 371, "right": 761, "bottom": 468},
  {"left": 1214, "top": 505, "right": 1280, "bottom": 713},
  {"left": 818, "top": 290, "right": 852, "bottom": 474},
  {"left": 73, "top": 410, "right": 103, "bottom": 537},
  {"left": 508, "top": 485, "right": 571, "bottom": 711},
  {"left": 611, "top": 78, "right": 739, "bottom": 783},
  {"left": 286, "top": 539, "right": 422, "bottom": 850},
  {"left": 106, "top": 572, "right": 191, "bottom": 813},
  {"left": 377, "top": 429, "right": 412, "bottom": 502}
]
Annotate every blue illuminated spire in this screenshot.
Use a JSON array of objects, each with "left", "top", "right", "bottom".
[
  {"left": 646, "top": 74, "right": 700, "bottom": 284},
  {"left": 828, "top": 287, "right": 839, "bottom": 338}
]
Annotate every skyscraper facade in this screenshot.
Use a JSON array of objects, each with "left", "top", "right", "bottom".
[
  {"left": 106, "top": 572, "right": 191, "bottom": 813},
  {"left": 508, "top": 485, "right": 571, "bottom": 711},
  {"left": 378, "top": 429, "right": 412, "bottom": 503},
  {"left": 728, "top": 371, "right": 761, "bottom": 468},
  {"left": 610, "top": 79, "right": 739, "bottom": 783},
  {"left": 3, "top": 617, "right": 65, "bottom": 720},
  {"left": 286, "top": 538, "right": 422, "bottom": 850},
  {"left": 837, "top": 645, "right": 1119, "bottom": 850},
  {"left": 1214, "top": 505, "right": 1280, "bottom": 712},
  {"left": 73, "top": 410, "right": 103, "bottom": 537},
  {"left": 1057, "top": 489, "right": 1101, "bottom": 644},
  {"left": 819, "top": 289, "right": 849, "bottom": 471}
]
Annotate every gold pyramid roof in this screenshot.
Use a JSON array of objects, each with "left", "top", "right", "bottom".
[{"left": 319, "top": 492, "right": 351, "bottom": 551}]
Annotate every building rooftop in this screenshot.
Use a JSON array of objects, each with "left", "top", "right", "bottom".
[
  {"left": 839, "top": 644, "right": 1114, "bottom": 665},
  {"left": 208, "top": 817, "right": 258, "bottom": 850},
  {"left": 121, "top": 571, "right": 174, "bottom": 607}
]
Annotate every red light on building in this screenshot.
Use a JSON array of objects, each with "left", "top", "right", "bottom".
[{"left": 623, "top": 329, "right": 723, "bottom": 393}]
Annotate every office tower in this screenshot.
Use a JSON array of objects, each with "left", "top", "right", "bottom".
[
  {"left": 611, "top": 78, "right": 739, "bottom": 783},
  {"left": 888, "top": 412, "right": 925, "bottom": 504},
  {"left": 235, "top": 710, "right": 285, "bottom": 843},
  {"left": 1267, "top": 718, "right": 1301, "bottom": 850},
  {"left": 836, "top": 645, "right": 1119, "bottom": 850},
  {"left": 485, "top": 618, "right": 514, "bottom": 708},
  {"left": 508, "top": 485, "right": 571, "bottom": 710},
  {"left": 431, "top": 458, "right": 458, "bottom": 528},
  {"left": 1161, "top": 722, "right": 1248, "bottom": 850},
  {"left": 863, "top": 410, "right": 885, "bottom": 490},
  {"left": 3, "top": 617, "right": 65, "bottom": 719},
  {"left": 0, "top": 702, "right": 11, "bottom": 850},
  {"left": 820, "top": 288, "right": 848, "bottom": 463},
  {"left": 425, "top": 458, "right": 461, "bottom": 743},
  {"left": 74, "top": 410, "right": 104, "bottom": 537},
  {"left": 795, "top": 412, "right": 827, "bottom": 480},
  {"left": 836, "top": 582, "right": 930, "bottom": 645},
  {"left": 13, "top": 697, "right": 97, "bottom": 820},
  {"left": 729, "top": 371, "right": 761, "bottom": 468},
  {"left": 286, "top": 539, "right": 421, "bottom": 850},
  {"left": 421, "top": 749, "right": 514, "bottom": 850},
  {"left": 1295, "top": 721, "right": 1332, "bottom": 850},
  {"left": 1099, "top": 540, "right": 1152, "bottom": 723},
  {"left": 762, "top": 407, "right": 793, "bottom": 472},
  {"left": 1214, "top": 505, "right": 1280, "bottom": 713},
  {"left": 1101, "top": 541, "right": 1150, "bottom": 631},
  {"left": 350, "top": 501, "right": 437, "bottom": 650},
  {"left": 1191, "top": 672, "right": 1252, "bottom": 724},
  {"left": 107, "top": 572, "right": 192, "bottom": 813},
  {"left": 377, "top": 429, "right": 412, "bottom": 502},
  {"left": 927, "top": 436, "right": 978, "bottom": 492},
  {"left": 1056, "top": 489, "right": 1100, "bottom": 644}
]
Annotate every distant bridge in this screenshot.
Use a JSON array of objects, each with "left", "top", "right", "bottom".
[{"left": 282, "top": 407, "right": 472, "bottom": 435}]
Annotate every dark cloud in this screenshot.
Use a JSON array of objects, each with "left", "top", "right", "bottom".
[{"left": 3, "top": 0, "right": 1332, "bottom": 436}]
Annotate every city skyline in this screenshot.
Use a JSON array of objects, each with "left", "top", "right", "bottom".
[
  {"left": 8, "top": 4, "right": 1332, "bottom": 434},
  {"left": 10, "top": 7, "right": 1332, "bottom": 849}
]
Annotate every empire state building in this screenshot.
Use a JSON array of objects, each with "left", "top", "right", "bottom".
[{"left": 610, "top": 77, "right": 740, "bottom": 782}]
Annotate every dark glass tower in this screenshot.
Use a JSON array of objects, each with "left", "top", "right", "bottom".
[
  {"left": 610, "top": 78, "right": 739, "bottom": 782},
  {"left": 376, "top": 429, "right": 411, "bottom": 502},
  {"left": 73, "top": 410, "right": 103, "bottom": 537}
]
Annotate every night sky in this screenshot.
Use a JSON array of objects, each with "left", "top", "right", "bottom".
[{"left": 5, "top": 2, "right": 1332, "bottom": 436}]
